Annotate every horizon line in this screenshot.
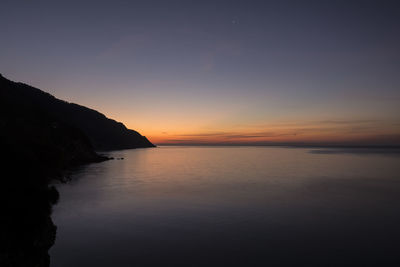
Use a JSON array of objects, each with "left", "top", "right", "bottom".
[{"left": 154, "top": 143, "right": 400, "bottom": 149}]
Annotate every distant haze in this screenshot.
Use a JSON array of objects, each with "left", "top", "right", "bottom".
[{"left": 2, "top": 0, "right": 400, "bottom": 145}]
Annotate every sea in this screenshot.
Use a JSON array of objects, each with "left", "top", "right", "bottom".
[{"left": 50, "top": 146, "right": 400, "bottom": 266}]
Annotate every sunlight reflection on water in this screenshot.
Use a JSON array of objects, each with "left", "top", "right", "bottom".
[{"left": 50, "top": 146, "right": 400, "bottom": 266}]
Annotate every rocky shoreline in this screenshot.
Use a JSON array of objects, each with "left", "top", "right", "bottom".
[{"left": 0, "top": 74, "right": 152, "bottom": 266}]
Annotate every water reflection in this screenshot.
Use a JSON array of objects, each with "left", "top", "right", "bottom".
[
  {"left": 309, "top": 147, "right": 400, "bottom": 156},
  {"left": 51, "top": 146, "right": 400, "bottom": 266}
]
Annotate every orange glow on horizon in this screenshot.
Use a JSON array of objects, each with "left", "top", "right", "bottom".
[
  {"left": 127, "top": 120, "right": 400, "bottom": 146},
  {"left": 62, "top": 81, "right": 400, "bottom": 147},
  {"left": 82, "top": 98, "right": 400, "bottom": 147}
]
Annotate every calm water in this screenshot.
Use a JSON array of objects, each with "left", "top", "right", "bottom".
[{"left": 50, "top": 146, "right": 400, "bottom": 266}]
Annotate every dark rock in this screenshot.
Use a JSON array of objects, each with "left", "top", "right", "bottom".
[
  {"left": 0, "top": 74, "right": 155, "bottom": 151},
  {"left": 0, "top": 73, "right": 151, "bottom": 266}
]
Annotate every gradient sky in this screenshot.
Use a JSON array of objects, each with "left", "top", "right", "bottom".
[{"left": 2, "top": 0, "right": 400, "bottom": 145}]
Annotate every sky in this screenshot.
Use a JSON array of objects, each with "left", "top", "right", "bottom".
[{"left": 1, "top": 0, "right": 400, "bottom": 145}]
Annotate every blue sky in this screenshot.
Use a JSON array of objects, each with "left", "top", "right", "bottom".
[{"left": 2, "top": 0, "right": 400, "bottom": 144}]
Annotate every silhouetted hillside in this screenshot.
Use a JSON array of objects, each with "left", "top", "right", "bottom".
[
  {"left": 0, "top": 73, "right": 153, "bottom": 266},
  {"left": 0, "top": 74, "right": 114, "bottom": 267},
  {"left": 0, "top": 74, "right": 155, "bottom": 150}
]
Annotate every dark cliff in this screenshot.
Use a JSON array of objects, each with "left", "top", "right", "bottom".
[
  {"left": 0, "top": 74, "right": 107, "bottom": 267},
  {"left": 0, "top": 73, "right": 152, "bottom": 267},
  {"left": 0, "top": 74, "right": 155, "bottom": 150}
]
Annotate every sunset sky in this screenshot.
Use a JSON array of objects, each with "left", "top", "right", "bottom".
[{"left": 2, "top": 0, "right": 400, "bottom": 145}]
